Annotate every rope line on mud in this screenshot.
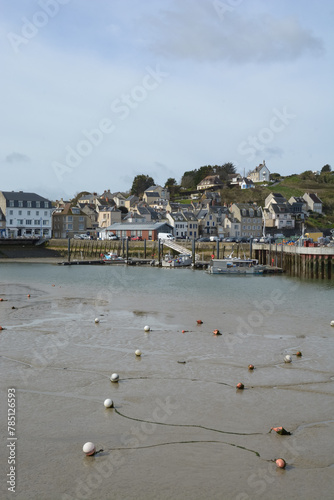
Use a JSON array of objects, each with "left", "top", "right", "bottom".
[
  {"left": 110, "top": 440, "right": 260, "bottom": 457},
  {"left": 114, "top": 408, "right": 262, "bottom": 437}
]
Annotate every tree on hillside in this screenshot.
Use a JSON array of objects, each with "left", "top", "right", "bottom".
[
  {"left": 130, "top": 175, "right": 155, "bottom": 196},
  {"left": 71, "top": 191, "right": 91, "bottom": 205},
  {"left": 164, "top": 177, "right": 177, "bottom": 188},
  {"left": 321, "top": 164, "right": 331, "bottom": 173},
  {"left": 164, "top": 177, "right": 179, "bottom": 199}
]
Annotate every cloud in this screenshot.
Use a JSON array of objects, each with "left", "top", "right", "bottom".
[
  {"left": 6, "top": 152, "right": 31, "bottom": 163},
  {"left": 145, "top": 0, "right": 324, "bottom": 64}
]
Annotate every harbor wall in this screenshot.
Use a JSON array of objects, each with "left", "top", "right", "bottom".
[{"left": 254, "top": 244, "right": 334, "bottom": 280}]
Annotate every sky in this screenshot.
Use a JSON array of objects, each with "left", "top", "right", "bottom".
[{"left": 1, "top": 0, "right": 333, "bottom": 201}]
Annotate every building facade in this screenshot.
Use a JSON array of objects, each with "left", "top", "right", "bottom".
[{"left": 0, "top": 191, "right": 52, "bottom": 238}]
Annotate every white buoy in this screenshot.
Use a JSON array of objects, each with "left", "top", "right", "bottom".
[
  {"left": 331, "top": 320, "right": 334, "bottom": 327},
  {"left": 110, "top": 373, "right": 119, "bottom": 382},
  {"left": 144, "top": 325, "right": 150, "bottom": 332},
  {"left": 104, "top": 399, "right": 113, "bottom": 408},
  {"left": 94, "top": 318, "right": 99, "bottom": 324},
  {"left": 284, "top": 355, "right": 292, "bottom": 363},
  {"left": 135, "top": 349, "right": 142, "bottom": 356},
  {"left": 83, "top": 442, "right": 96, "bottom": 456}
]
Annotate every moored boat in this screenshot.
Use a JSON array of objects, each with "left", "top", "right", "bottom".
[{"left": 208, "top": 257, "right": 265, "bottom": 275}]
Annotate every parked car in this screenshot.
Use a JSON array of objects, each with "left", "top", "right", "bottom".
[
  {"left": 73, "top": 234, "right": 81, "bottom": 239},
  {"left": 107, "top": 233, "right": 119, "bottom": 240},
  {"left": 197, "top": 237, "right": 210, "bottom": 242},
  {"left": 131, "top": 236, "right": 142, "bottom": 241},
  {"left": 209, "top": 236, "right": 219, "bottom": 242}
]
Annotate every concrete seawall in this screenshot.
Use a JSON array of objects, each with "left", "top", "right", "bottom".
[{"left": 254, "top": 243, "right": 334, "bottom": 279}]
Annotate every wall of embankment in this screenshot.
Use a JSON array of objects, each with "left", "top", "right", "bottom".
[{"left": 254, "top": 244, "right": 334, "bottom": 280}]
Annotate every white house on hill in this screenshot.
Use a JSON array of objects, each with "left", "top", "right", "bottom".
[{"left": 248, "top": 161, "right": 270, "bottom": 183}]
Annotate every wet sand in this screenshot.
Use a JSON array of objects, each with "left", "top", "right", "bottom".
[{"left": 0, "top": 265, "right": 333, "bottom": 499}]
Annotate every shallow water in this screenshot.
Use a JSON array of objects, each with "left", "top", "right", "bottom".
[{"left": 0, "top": 263, "right": 333, "bottom": 499}]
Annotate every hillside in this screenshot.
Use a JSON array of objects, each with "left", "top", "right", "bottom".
[{"left": 177, "top": 175, "right": 334, "bottom": 231}]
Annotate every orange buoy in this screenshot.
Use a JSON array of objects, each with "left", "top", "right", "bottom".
[
  {"left": 271, "top": 427, "right": 291, "bottom": 435},
  {"left": 236, "top": 382, "right": 244, "bottom": 390},
  {"left": 0, "top": 298, "right": 3, "bottom": 301},
  {"left": 275, "top": 458, "right": 286, "bottom": 469},
  {"left": 197, "top": 320, "right": 203, "bottom": 324},
  {"left": 0, "top": 326, "right": 3, "bottom": 330},
  {"left": 248, "top": 364, "right": 255, "bottom": 370},
  {"left": 27, "top": 294, "right": 31, "bottom": 298},
  {"left": 296, "top": 351, "right": 302, "bottom": 357},
  {"left": 213, "top": 329, "right": 221, "bottom": 335}
]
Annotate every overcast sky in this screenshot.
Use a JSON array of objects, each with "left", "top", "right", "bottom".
[{"left": 1, "top": 0, "right": 333, "bottom": 200}]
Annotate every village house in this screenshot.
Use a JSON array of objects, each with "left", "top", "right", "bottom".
[
  {"left": 248, "top": 160, "right": 270, "bottom": 183},
  {"left": 197, "top": 175, "right": 223, "bottom": 191},
  {"left": 52, "top": 203, "right": 89, "bottom": 238},
  {"left": 0, "top": 190, "right": 52, "bottom": 239},
  {"left": 223, "top": 216, "right": 241, "bottom": 238},
  {"left": 0, "top": 208, "right": 6, "bottom": 236},
  {"left": 97, "top": 206, "right": 122, "bottom": 229},
  {"left": 195, "top": 208, "right": 218, "bottom": 237},
  {"left": 103, "top": 221, "right": 173, "bottom": 240},
  {"left": 240, "top": 177, "right": 255, "bottom": 189},
  {"left": 288, "top": 196, "right": 307, "bottom": 218},
  {"left": 264, "top": 192, "right": 287, "bottom": 208},
  {"left": 263, "top": 203, "right": 295, "bottom": 230},
  {"left": 230, "top": 203, "right": 262, "bottom": 238},
  {"left": 303, "top": 193, "right": 323, "bottom": 214},
  {"left": 144, "top": 185, "right": 170, "bottom": 200}
]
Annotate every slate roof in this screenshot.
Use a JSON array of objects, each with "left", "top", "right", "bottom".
[{"left": 1, "top": 191, "right": 50, "bottom": 202}]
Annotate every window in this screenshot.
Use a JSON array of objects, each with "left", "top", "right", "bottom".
[
  {"left": 27, "top": 210, "right": 31, "bottom": 215},
  {"left": 27, "top": 201, "right": 32, "bottom": 208},
  {"left": 44, "top": 202, "right": 49, "bottom": 208},
  {"left": 79, "top": 223, "right": 84, "bottom": 230},
  {"left": 18, "top": 210, "right": 22, "bottom": 215},
  {"left": 43, "top": 220, "right": 49, "bottom": 225},
  {"left": 17, "top": 219, "right": 23, "bottom": 225},
  {"left": 18, "top": 201, "right": 23, "bottom": 207},
  {"left": 67, "top": 216, "right": 73, "bottom": 222},
  {"left": 36, "top": 211, "right": 39, "bottom": 216},
  {"left": 9, "top": 200, "right": 14, "bottom": 207},
  {"left": 36, "top": 202, "right": 40, "bottom": 208},
  {"left": 34, "top": 220, "right": 40, "bottom": 225},
  {"left": 189, "top": 223, "right": 192, "bottom": 229},
  {"left": 9, "top": 219, "right": 13, "bottom": 225},
  {"left": 9, "top": 210, "right": 13, "bottom": 215},
  {"left": 67, "top": 223, "right": 73, "bottom": 230},
  {"left": 44, "top": 211, "right": 48, "bottom": 216},
  {"left": 26, "top": 220, "right": 32, "bottom": 225}
]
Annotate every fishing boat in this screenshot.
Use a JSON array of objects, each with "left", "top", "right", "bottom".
[
  {"left": 208, "top": 256, "right": 265, "bottom": 275},
  {"left": 102, "top": 252, "right": 125, "bottom": 263},
  {"left": 161, "top": 253, "right": 192, "bottom": 268}
]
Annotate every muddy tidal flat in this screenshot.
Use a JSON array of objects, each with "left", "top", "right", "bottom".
[{"left": 0, "top": 263, "right": 333, "bottom": 500}]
